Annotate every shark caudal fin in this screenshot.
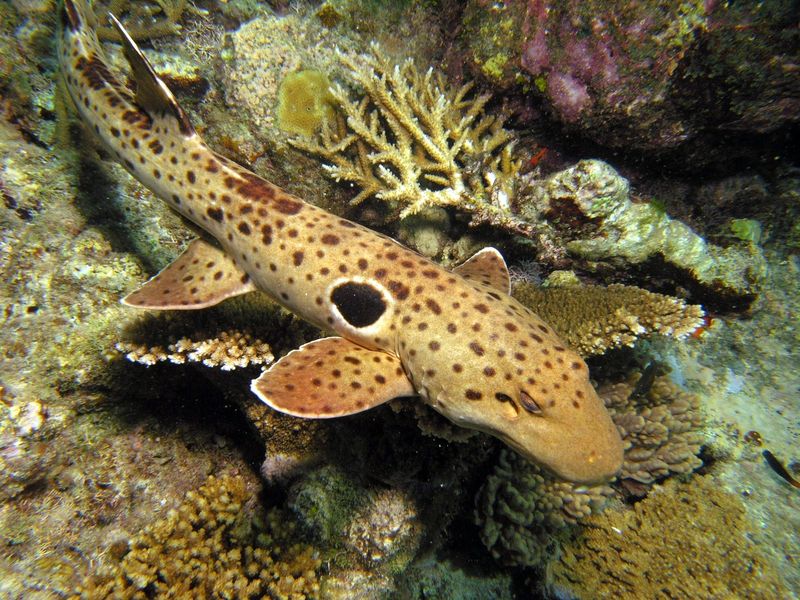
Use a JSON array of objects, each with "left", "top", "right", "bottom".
[{"left": 106, "top": 12, "right": 195, "bottom": 136}]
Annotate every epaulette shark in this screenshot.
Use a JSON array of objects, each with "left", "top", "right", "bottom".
[{"left": 58, "top": 0, "right": 623, "bottom": 483}]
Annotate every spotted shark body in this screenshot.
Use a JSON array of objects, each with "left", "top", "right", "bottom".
[{"left": 58, "top": 0, "right": 623, "bottom": 483}]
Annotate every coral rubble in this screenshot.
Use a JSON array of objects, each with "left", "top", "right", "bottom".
[
  {"left": 548, "top": 476, "right": 788, "bottom": 598},
  {"left": 513, "top": 281, "right": 705, "bottom": 357}
]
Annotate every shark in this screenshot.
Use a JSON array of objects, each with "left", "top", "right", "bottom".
[{"left": 58, "top": 0, "right": 623, "bottom": 483}]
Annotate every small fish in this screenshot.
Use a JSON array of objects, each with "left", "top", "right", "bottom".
[
  {"left": 763, "top": 450, "right": 800, "bottom": 489},
  {"left": 628, "top": 361, "right": 667, "bottom": 400},
  {"left": 58, "top": 0, "right": 624, "bottom": 483}
]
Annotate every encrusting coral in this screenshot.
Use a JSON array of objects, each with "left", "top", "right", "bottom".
[
  {"left": 75, "top": 474, "right": 323, "bottom": 599},
  {"left": 290, "top": 44, "right": 531, "bottom": 233},
  {"left": 547, "top": 476, "right": 788, "bottom": 599},
  {"left": 116, "top": 329, "right": 274, "bottom": 371},
  {"left": 475, "top": 374, "right": 706, "bottom": 566},
  {"left": 513, "top": 281, "right": 705, "bottom": 357}
]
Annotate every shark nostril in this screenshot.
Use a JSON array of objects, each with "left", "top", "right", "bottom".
[{"left": 519, "top": 390, "right": 542, "bottom": 415}]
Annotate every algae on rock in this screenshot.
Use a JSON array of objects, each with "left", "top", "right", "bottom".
[{"left": 521, "top": 159, "right": 766, "bottom": 299}]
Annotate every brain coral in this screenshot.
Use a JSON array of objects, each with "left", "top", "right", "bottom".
[
  {"left": 76, "top": 474, "right": 322, "bottom": 599},
  {"left": 548, "top": 476, "right": 788, "bottom": 599}
]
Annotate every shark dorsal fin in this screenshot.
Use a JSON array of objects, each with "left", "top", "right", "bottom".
[
  {"left": 452, "top": 247, "right": 511, "bottom": 294},
  {"left": 107, "top": 12, "right": 194, "bottom": 136}
]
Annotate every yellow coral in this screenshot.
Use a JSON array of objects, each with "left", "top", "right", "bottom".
[
  {"left": 290, "top": 44, "right": 531, "bottom": 233},
  {"left": 75, "top": 474, "right": 323, "bottom": 599},
  {"left": 513, "top": 282, "right": 705, "bottom": 356},
  {"left": 548, "top": 476, "right": 788, "bottom": 598},
  {"left": 277, "top": 70, "right": 337, "bottom": 137}
]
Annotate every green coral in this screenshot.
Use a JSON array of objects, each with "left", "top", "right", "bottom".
[
  {"left": 548, "top": 476, "right": 788, "bottom": 598},
  {"left": 277, "top": 70, "right": 337, "bottom": 137}
]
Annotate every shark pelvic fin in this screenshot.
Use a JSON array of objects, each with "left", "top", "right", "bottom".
[
  {"left": 252, "top": 337, "right": 415, "bottom": 418},
  {"left": 452, "top": 247, "right": 511, "bottom": 294},
  {"left": 123, "top": 239, "right": 255, "bottom": 309},
  {"left": 107, "top": 12, "right": 195, "bottom": 136}
]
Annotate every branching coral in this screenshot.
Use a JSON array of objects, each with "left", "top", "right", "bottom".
[
  {"left": 116, "top": 329, "right": 274, "bottom": 371},
  {"left": 290, "top": 44, "right": 532, "bottom": 233},
  {"left": 548, "top": 476, "right": 788, "bottom": 598},
  {"left": 475, "top": 448, "right": 613, "bottom": 566},
  {"left": 513, "top": 281, "right": 705, "bottom": 357},
  {"left": 75, "top": 474, "right": 323, "bottom": 599},
  {"left": 475, "top": 373, "right": 706, "bottom": 566}
]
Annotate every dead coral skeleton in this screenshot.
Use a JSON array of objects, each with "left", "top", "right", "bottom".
[
  {"left": 290, "top": 44, "right": 534, "bottom": 235},
  {"left": 116, "top": 329, "right": 274, "bottom": 371}
]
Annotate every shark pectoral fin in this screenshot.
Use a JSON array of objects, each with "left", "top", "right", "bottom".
[
  {"left": 452, "top": 247, "right": 511, "bottom": 294},
  {"left": 251, "top": 337, "right": 415, "bottom": 418},
  {"left": 123, "top": 238, "right": 255, "bottom": 309}
]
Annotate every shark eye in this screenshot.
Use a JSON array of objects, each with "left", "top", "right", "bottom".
[
  {"left": 519, "top": 391, "right": 542, "bottom": 415},
  {"left": 495, "top": 392, "right": 513, "bottom": 403}
]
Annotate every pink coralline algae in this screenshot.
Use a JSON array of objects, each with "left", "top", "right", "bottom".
[
  {"left": 459, "top": 0, "right": 800, "bottom": 158},
  {"left": 545, "top": 71, "right": 592, "bottom": 123}
]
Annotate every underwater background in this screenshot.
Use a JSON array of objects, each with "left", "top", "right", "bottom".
[{"left": 1, "top": 0, "right": 798, "bottom": 597}]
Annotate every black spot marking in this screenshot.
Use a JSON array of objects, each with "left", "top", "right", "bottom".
[
  {"left": 238, "top": 222, "right": 251, "bottom": 235},
  {"left": 207, "top": 207, "right": 223, "bottom": 222},
  {"left": 425, "top": 298, "right": 442, "bottom": 315},
  {"left": 331, "top": 281, "right": 386, "bottom": 328},
  {"left": 293, "top": 251, "right": 304, "bottom": 266},
  {"left": 465, "top": 389, "right": 482, "bottom": 400}
]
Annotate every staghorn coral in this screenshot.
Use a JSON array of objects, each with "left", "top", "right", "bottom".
[
  {"left": 547, "top": 476, "right": 788, "bottom": 599},
  {"left": 602, "top": 373, "right": 705, "bottom": 490},
  {"left": 290, "top": 44, "right": 531, "bottom": 233},
  {"left": 513, "top": 281, "right": 705, "bottom": 357},
  {"left": 116, "top": 329, "right": 274, "bottom": 371},
  {"left": 475, "top": 373, "right": 705, "bottom": 566},
  {"left": 76, "top": 474, "right": 323, "bottom": 599}
]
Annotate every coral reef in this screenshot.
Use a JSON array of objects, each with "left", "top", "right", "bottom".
[
  {"left": 290, "top": 44, "right": 531, "bottom": 233},
  {"left": 521, "top": 159, "right": 765, "bottom": 301},
  {"left": 475, "top": 373, "right": 706, "bottom": 566},
  {"left": 94, "top": 0, "right": 201, "bottom": 42},
  {"left": 459, "top": 0, "right": 800, "bottom": 162},
  {"left": 547, "top": 476, "right": 788, "bottom": 598},
  {"left": 475, "top": 448, "right": 613, "bottom": 566},
  {"left": 116, "top": 329, "right": 274, "bottom": 371},
  {"left": 75, "top": 474, "right": 323, "bottom": 599},
  {"left": 602, "top": 374, "right": 705, "bottom": 492},
  {"left": 513, "top": 281, "right": 705, "bottom": 357}
]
